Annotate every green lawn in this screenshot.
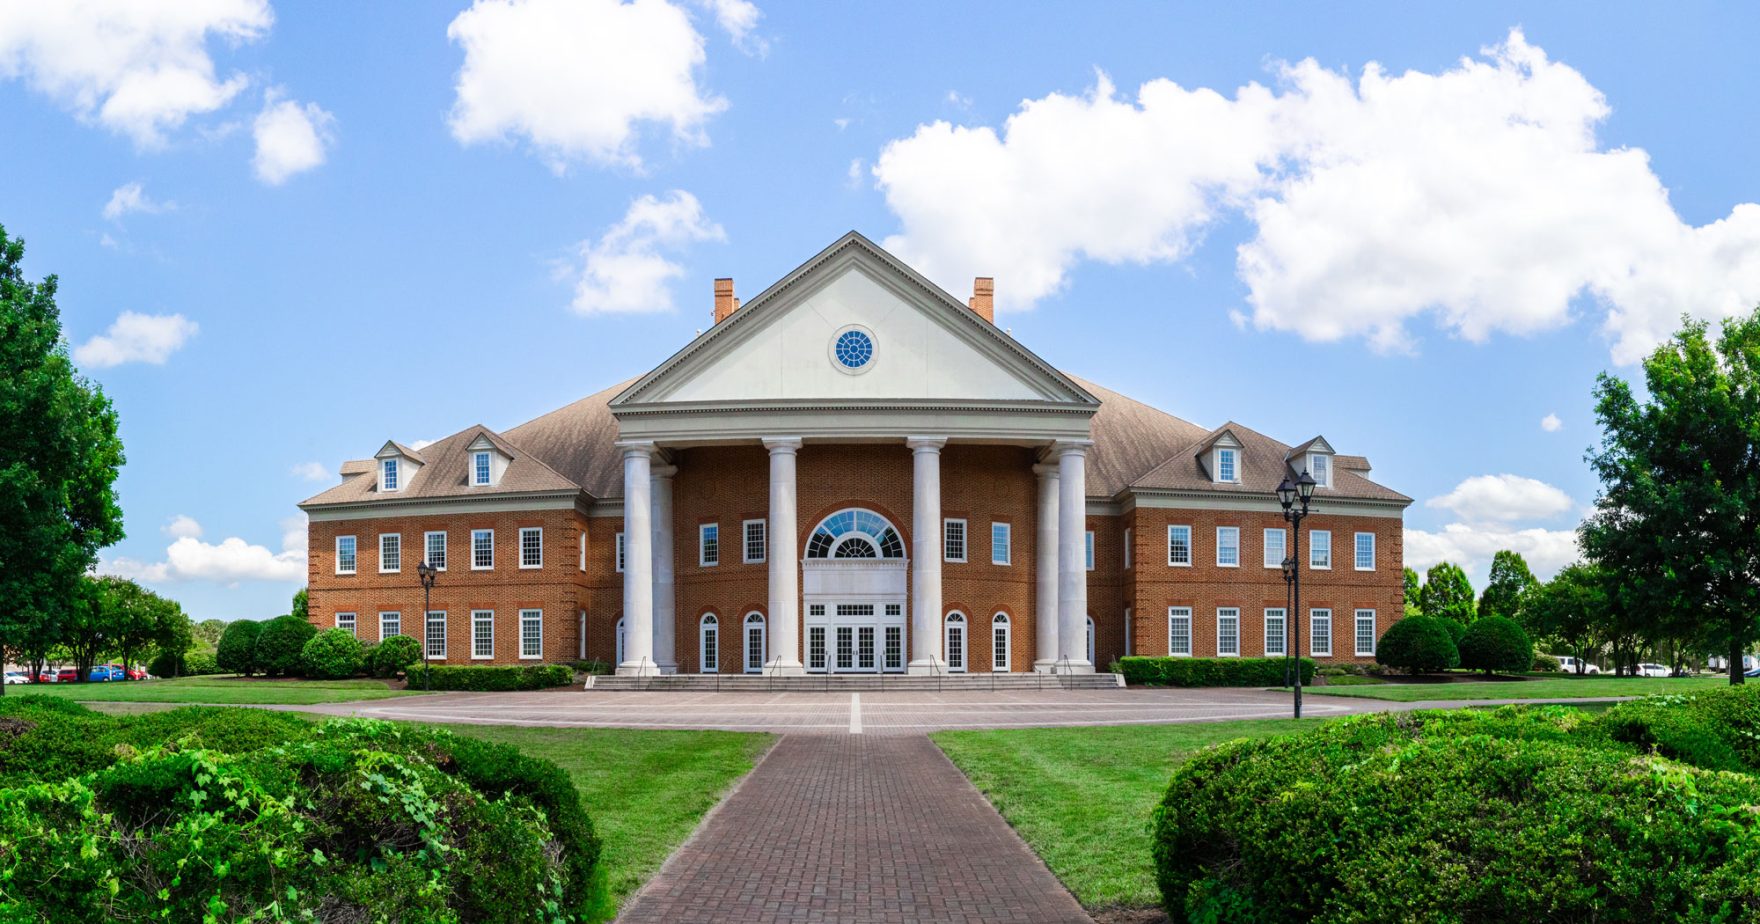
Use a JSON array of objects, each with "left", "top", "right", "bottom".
[
  {"left": 5, "top": 675, "right": 423, "bottom": 704},
  {"left": 446, "top": 725, "right": 772, "bottom": 921},
  {"left": 932, "top": 720, "right": 1317, "bottom": 913},
  {"left": 1299, "top": 674, "right": 1726, "bottom": 702}
]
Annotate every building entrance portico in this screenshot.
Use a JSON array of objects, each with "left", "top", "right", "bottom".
[{"left": 803, "top": 508, "right": 909, "bottom": 673}]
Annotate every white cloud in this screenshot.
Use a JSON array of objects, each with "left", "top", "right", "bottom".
[
  {"left": 102, "top": 514, "right": 306, "bottom": 585},
  {"left": 1541, "top": 413, "right": 1563, "bottom": 432},
  {"left": 1405, "top": 522, "right": 1580, "bottom": 581},
  {"left": 102, "top": 181, "right": 173, "bottom": 221},
  {"left": 846, "top": 158, "right": 865, "bottom": 189},
  {"left": 568, "top": 190, "right": 725, "bottom": 314},
  {"left": 408, "top": 439, "right": 436, "bottom": 450},
  {"left": 251, "top": 91, "right": 336, "bottom": 185},
  {"left": 290, "top": 461, "right": 329, "bottom": 482},
  {"left": 446, "top": 0, "right": 727, "bottom": 172},
  {"left": 0, "top": 0, "right": 272, "bottom": 146},
  {"left": 1427, "top": 473, "right": 1575, "bottom": 524},
  {"left": 73, "top": 311, "right": 198, "bottom": 368},
  {"left": 163, "top": 514, "right": 203, "bottom": 540},
  {"left": 872, "top": 30, "right": 1760, "bottom": 363},
  {"left": 692, "top": 0, "right": 766, "bottom": 55}
]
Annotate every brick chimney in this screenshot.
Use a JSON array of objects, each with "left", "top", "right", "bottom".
[
  {"left": 968, "top": 277, "right": 994, "bottom": 324},
  {"left": 713, "top": 277, "right": 739, "bottom": 324}
]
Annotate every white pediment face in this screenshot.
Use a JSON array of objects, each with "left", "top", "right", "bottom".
[{"left": 637, "top": 257, "right": 1081, "bottom": 406}]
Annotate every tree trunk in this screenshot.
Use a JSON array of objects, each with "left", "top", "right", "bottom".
[{"left": 1731, "top": 635, "right": 1746, "bottom": 685}]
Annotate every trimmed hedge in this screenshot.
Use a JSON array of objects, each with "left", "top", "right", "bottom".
[
  {"left": 1152, "top": 707, "right": 1760, "bottom": 922},
  {"left": 1458, "top": 615, "right": 1533, "bottom": 674},
  {"left": 1601, "top": 684, "right": 1760, "bottom": 773},
  {"left": 366, "top": 634, "right": 423, "bottom": 678},
  {"left": 301, "top": 627, "right": 366, "bottom": 679},
  {"left": 1375, "top": 615, "right": 1459, "bottom": 674},
  {"left": 254, "top": 614, "right": 317, "bottom": 676},
  {"left": 1118, "top": 656, "right": 1316, "bottom": 688},
  {"left": 404, "top": 663, "right": 575, "bottom": 691},
  {"left": 214, "top": 618, "right": 262, "bottom": 675}
]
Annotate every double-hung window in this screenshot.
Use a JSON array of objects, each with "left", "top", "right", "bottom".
[
  {"left": 743, "top": 519, "right": 767, "bottom": 564},
  {"left": 1217, "top": 608, "right": 1240, "bottom": 657},
  {"left": 1264, "top": 608, "right": 1286, "bottom": 656},
  {"left": 424, "top": 531, "right": 446, "bottom": 570},
  {"left": 1310, "top": 608, "right": 1332, "bottom": 657},
  {"left": 1168, "top": 607, "right": 1193, "bottom": 656},
  {"left": 991, "top": 522, "right": 1011, "bottom": 565},
  {"left": 519, "top": 527, "right": 542, "bottom": 569},
  {"left": 1310, "top": 530, "right": 1332, "bottom": 569},
  {"left": 379, "top": 533, "right": 401, "bottom": 573},
  {"left": 700, "top": 523, "right": 719, "bottom": 566},
  {"left": 1167, "top": 525, "right": 1192, "bottom": 566},
  {"left": 1085, "top": 531, "right": 1095, "bottom": 570},
  {"left": 335, "top": 612, "right": 357, "bottom": 636},
  {"left": 471, "top": 610, "right": 494, "bottom": 659},
  {"left": 944, "top": 519, "right": 967, "bottom": 562},
  {"left": 472, "top": 451, "right": 491, "bottom": 486},
  {"left": 1309, "top": 453, "right": 1331, "bottom": 488},
  {"left": 1355, "top": 609, "right": 1377, "bottom": 656},
  {"left": 471, "top": 529, "right": 494, "bottom": 570},
  {"left": 380, "top": 611, "right": 401, "bottom": 640},
  {"left": 1354, "top": 532, "right": 1376, "bottom": 570},
  {"left": 381, "top": 459, "right": 398, "bottom": 491},
  {"left": 1263, "top": 527, "right": 1286, "bottom": 569},
  {"left": 1216, "top": 447, "right": 1238, "bottom": 482},
  {"left": 519, "top": 609, "right": 542, "bottom": 659},
  {"left": 335, "top": 535, "right": 357, "bottom": 575},
  {"left": 1216, "top": 527, "right": 1240, "bottom": 567},
  {"left": 425, "top": 611, "right": 446, "bottom": 658}
]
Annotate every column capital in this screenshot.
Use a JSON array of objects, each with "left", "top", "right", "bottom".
[
  {"left": 905, "top": 436, "right": 947, "bottom": 452},
  {"left": 762, "top": 436, "right": 803, "bottom": 453},
  {"left": 616, "top": 440, "right": 657, "bottom": 461},
  {"left": 651, "top": 464, "right": 678, "bottom": 479},
  {"left": 1032, "top": 463, "right": 1061, "bottom": 478},
  {"left": 1050, "top": 439, "right": 1095, "bottom": 459}
]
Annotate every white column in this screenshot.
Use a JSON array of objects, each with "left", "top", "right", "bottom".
[
  {"left": 616, "top": 442, "right": 659, "bottom": 676},
  {"left": 1033, "top": 463, "right": 1061, "bottom": 672},
  {"left": 1056, "top": 440, "right": 1095, "bottom": 673},
  {"left": 650, "top": 463, "right": 678, "bottom": 674},
  {"left": 907, "top": 437, "right": 947, "bottom": 674},
  {"left": 763, "top": 438, "right": 806, "bottom": 675}
]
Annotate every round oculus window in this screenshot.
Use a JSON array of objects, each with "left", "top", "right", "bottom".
[{"left": 833, "top": 329, "right": 874, "bottom": 369}]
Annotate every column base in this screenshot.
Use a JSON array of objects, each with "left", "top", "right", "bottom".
[
  {"left": 615, "top": 659, "right": 663, "bottom": 677},
  {"left": 906, "top": 658, "right": 950, "bottom": 676},
  {"left": 1046, "top": 659, "right": 1096, "bottom": 675},
  {"left": 1033, "top": 659, "right": 1061, "bottom": 674},
  {"left": 761, "top": 657, "right": 806, "bottom": 677},
  {"left": 651, "top": 660, "right": 678, "bottom": 675}
]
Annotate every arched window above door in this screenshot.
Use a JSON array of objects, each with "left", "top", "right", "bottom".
[{"left": 805, "top": 508, "right": 905, "bottom": 559}]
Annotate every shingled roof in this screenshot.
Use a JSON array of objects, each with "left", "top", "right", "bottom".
[
  {"left": 298, "top": 423, "right": 579, "bottom": 509},
  {"left": 1067, "top": 375, "right": 1210, "bottom": 498},
  {"left": 1132, "top": 421, "right": 1409, "bottom": 503}
]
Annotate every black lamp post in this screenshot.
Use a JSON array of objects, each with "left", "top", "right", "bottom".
[
  {"left": 416, "top": 561, "right": 438, "bottom": 692},
  {"left": 1280, "top": 554, "right": 1297, "bottom": 687},
  {"left": 1276, "top": 470, "right": 1317, "bottom": 719}
]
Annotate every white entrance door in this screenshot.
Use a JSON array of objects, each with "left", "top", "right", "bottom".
[
  {"left": 807, "top": 602, "right": 905, "bottom": 673},
  {"left": 743, "top": 613, "right": 766, "bottom": 673},
  {"left": 945, "top": 612, "right": 967, "bottom": 672}
]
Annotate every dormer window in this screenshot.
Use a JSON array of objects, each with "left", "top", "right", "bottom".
[
  {"left": 1308, "top": 452, "right": 1331, "bottom": 488},
  {"left": 472, "top": 451, "right": 491, "bottom": 486},
  {"left": 381, "top": 459, "right": 399, "bottom": 492},
  {"left": 1215, "top": 447, "right": 1238, "bottom": 483}
]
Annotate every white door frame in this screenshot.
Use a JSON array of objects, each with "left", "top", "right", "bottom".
[
  {"left": 945, "top": 611, "right": 967, "bottom": 673},
  {"left": 743, "top": 612, "right": 766, "bottom": 674}
]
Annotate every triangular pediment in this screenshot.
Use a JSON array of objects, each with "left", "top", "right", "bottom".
[{"left": 614, "top": 233, "right": 1097, "bottom": 409}]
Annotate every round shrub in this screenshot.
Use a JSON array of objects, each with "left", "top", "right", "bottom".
[
  {"left": 254, "top": 614, "right": 317, "bottom": 677},
  {"left": 1531, "top": 653, "right": 1561, "bottom": 672},
  {"left": 184, "top": 651, "right": 220, "bottom": 675},
  {"left": 1151, "top": 716, "right": 1760, "bottom": 922},
  {"left": 301, "top": 628, "right": 365, "bottom": 679},
  {"left": 214, "top": 619, "right": 262, "bottom": 676},
  {"left": 1457, "top": 615, "right": 1533, "bottom": 675},
  {"left": 1374, "top": 616, "right": 1459, "bottom": 674},
  {"left": 1439, "top": 615, "right": 1468, "bottom": 644},
  {"left": 367, "top": 634, "right": 423, "bottom": 678}
]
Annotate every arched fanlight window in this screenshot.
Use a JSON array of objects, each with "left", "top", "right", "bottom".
[
  {"left": 699, "top": 613, "right": 719, "bottom": 674},
  {"left": 945, "top": 611, "right": 967, "bottom": 673},
  {"left": 805, "top": 508, "right": 906, "bottom": 559},
  {"left": 992, "top": 612, "right": 1011, "bottom": 672},
  {"left": 743, "top": 612, "right": 766, "bottom": 674}
]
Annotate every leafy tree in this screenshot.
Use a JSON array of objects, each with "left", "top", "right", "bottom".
[
  {"left": 1418, "top": 562, "right": 1476, "bottom": 625},
  {"left": 215, "top": 620, "right": 263, "bottom": 676},
  {"left": 291, "top": 588, "right": 308, "bottom": 622},
  {"left": 255, "top": 614, "right": 317, "bottom": 677},
  {"left": 1522, "top": 564, "right": 1606, "bottom": 673},
  {"left": 99, "top": 578, "right": 187, "bottom": 678},
  {"left": 1582, "top": 311, "right": 1760, "bottom": 684},
  {"left": 0, "top": 226, "right": 126, "bottom": 693},
  {"left": 193, "top": 618, "right": 228, "bottom": 649},
  {"left": 1376, "top": 616, "right": 1460, "bottom": 674},
  {"left": 1478, "top": 550, "right": 1536, "bottom": 622},
  {"left": 1458, "top": 615, "right": 1534, "bottom": 675},
  {"left": 1403, "top": 567, "right": 1422, "bottom": 617}
]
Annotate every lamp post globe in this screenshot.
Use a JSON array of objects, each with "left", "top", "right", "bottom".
[{"left": 1276, "top": 476, "right": 1296, "bottom": 510}]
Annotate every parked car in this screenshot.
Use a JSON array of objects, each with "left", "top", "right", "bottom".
[
  {"left": 101, "top": 663, "right": 140, "bottom": 681},
  {"left": 1635, "top": 663, "right": 1670, "bottom": 678},
  {"left": 123, "top": 665, "right": 149, "bottom": 681},
  {"left": 1555, "top": 656, "right": 1602, "bottom": 674},
  {"left": 3, "top": 671, "right": 27, "bottom": 685},
  {"left": 36, "top": 669, "right": 56, "bottom": 683},
  {"left": 55, "top": 668, "right": 79, "bottom": 683}
]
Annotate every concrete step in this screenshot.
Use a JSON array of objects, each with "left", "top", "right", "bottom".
[{"left": 584, "top": 673, "right": 1124, "bottom": 692}]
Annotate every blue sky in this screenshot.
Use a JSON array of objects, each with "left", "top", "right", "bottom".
[{"left": 4, "top": 1, "right": 1758, "bottom": 619}]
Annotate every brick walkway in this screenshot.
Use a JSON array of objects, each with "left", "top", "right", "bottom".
[{"left": 617, "top": 734, "right": 1092, "bottom": 923}]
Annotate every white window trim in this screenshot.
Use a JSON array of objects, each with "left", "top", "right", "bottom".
[
  {"left": 944, "top": 611, "right": 967, "bottom": 672},
  {"left": 379, "top": 611, "right": 401, "bottom": 641},
  {"left": 1264, "top": 607, "right": 1287, "bottom": 657},
  {"left": 1355, "top": 609, "right": 1377, "bottom": 657},
  {"left": 1168, "top": 606, "right": 1193, "bottom": 657},
  {"left": 1085, "top": 531, "right": 1095, "bottom": 571},
  {"left": 425, "top": 610, "right": 446, "bottom": 659},
  {"left": 579, "top": 531, "right": 587, "bottom": 572},
  {"left": 518, "top": 608, "right": 543, "bottom": 660},
  {"left": 944, "top": 518, "right": 967, "bottom": 563},
  {"left": 519, "top": 527, "right": 543, "bottom": 569},
  {"left": 335, "top": 535, "right": 356, "bottom": 575},
  {"left": 1215, "top": 526, "right": 1240, "bottom": 568},
  {"left": 1167, "top": 525, "right": 1192, "bottom": 567},
  {"left": 992, "top": 612, "right": 1011, "bottom": 671},
  {"left": 1309, "top": 452, "right": 1332, "bottom": 488},
  {"left": 990, "top": 522, "right": 1012, "bottom": 566},
  {"left": 471, "top": 529, "right": 494, "bottom": 571},
  {"left": 1214, "top": 447, "right": 1240, "bottom": 484},
  {"left": 472, "top": 451, "right": 492, "bottom": 486},
  {"left": 1216, "top": 607, "right": 1241, "bottom": 658},
  {"left": 1310, "top": 608, "right": 1333, "bottom": 657},
  {"left": 615, "top": 532, "right": 625, "bottom": 572},
  {"left": 335, "top": 612, "right": 356, "bottom": 636},
  {"left": 381, "top": 458, "right": 399, "bottom": 493},
  {"left": 424, "top": 531, "right": 447, "bottom": 571},
  {"left": 1309, "top": 530, "right": 1332, "bottom": 570},
  {"left": 1263, "top": 527, "right": 1286, "bottom": 570},
  {"left": 742, "top": 518, "right": 767, "bottom": 564},
  {"left": 379, "top": 533, "right": 401, "bottom": 574},
  {"left": 471, "top": 609, "right": 494, "bottom": 660},
  {"left": 700, "top": 614, "right": 719, "bottom": 674},
  {"left": 699, "top": 522, "right": 720, "bottom": 567},
  {"left": 1123, "top": 527, "right": 1133, "bottom": 570},
  {"left": 1354, "top": 531, "right": 1376, "bottom": 571},
  {"left": 743, "top": 612, "right": 766, "bottom": 674}
]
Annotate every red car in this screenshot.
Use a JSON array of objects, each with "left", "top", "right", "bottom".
[
  {"left": 55, "top": 668, "right": 78, "bottom": 682},
  {"left": 35, "top": 670, "right": 56, "bottom": 683},
  {"left": 106, "top": 664, "right": 148, "bottom": 681}
]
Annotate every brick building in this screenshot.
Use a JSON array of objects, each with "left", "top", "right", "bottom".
[{"left": 299, "top": 233, "right": 1410, "bottom": 675}]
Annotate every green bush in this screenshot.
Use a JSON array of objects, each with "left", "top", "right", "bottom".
[
  {"left": 1374, "top": 616, "right": 1459, "bottom": 674},
  {"left": 301, "top": 627, "right": 366, "bottom": 679},
  {"left": 367, "top": 634, "right": 424, "bottom": 678},
  {"left": 254, "top": 614, "right": 318, "bottom": 677},
  {"left": 214, "top": 618, "right": 262, "bottom": 675},
  {"left": 1117, "top": 657, "right": 1317, "bottom": 688},
  {"left": 1532, "top": 653, "right": 1561, "bottom": 672},
  {"left": 1457, "top": 615, "right": 1533, "bottom": 675},
  {"left": 404, "top": 663, "right": 575, "bottom": 691},
  {"left": 1151, "top": 709, "right": 1760, "bottom": 922},
  {"left": 146, "top": 649, "right": 183, "bottom": 677},
  {"left": 1603, "top": 685, "right": 1760, "bottom": 772},
  {"left": 1438, "top": 615, "right": 1468, "bottom": 645}
]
